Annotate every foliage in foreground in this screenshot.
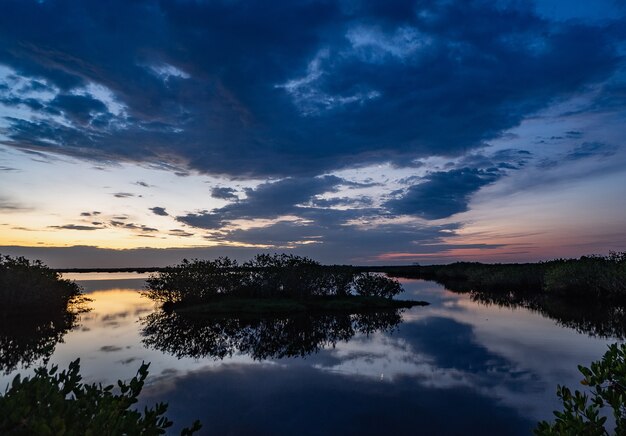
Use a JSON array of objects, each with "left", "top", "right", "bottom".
[
  {"left": 536, "top": 343, "right": 626, "bottom": 435},
  {"left": 144, "top": 253, "right": 403, "bottom": 304},
  {"left": 0, "top": 359, "right": 201, "bottom": 435}
]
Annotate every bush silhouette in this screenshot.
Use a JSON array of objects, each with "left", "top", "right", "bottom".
[
  {"left": 0, "top": 359, "right": 201, "bottom": 435},
  {"left": 144, "top": 254, "right": 403, "bottom": 304}
]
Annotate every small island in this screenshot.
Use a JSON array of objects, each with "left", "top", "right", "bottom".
[
  {"left": 171, "top": 296, "right": 426, "bottom": 315},
  {"left": 143, "top": 254, "right": 429, "bottom": 314}
]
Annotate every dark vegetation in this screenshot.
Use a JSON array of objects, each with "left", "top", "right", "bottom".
[
  {"left": 142, "top": 310, "right": 405, "bottom": 360},
  {"left": 1, "top": 255, "right": 85, "bottom": 313},
  {"left": 536, "top": 343, "right": 626, "bottom": 435},
  {"left": 385, "top": 253, "right": 626, "bottom": 340},
  {"left": 143, "top": 254, "right": 418, "bottom": 312},
  {"left": 0, "top": 359, "right": 201, "bottom": 435},
  {"left": 387, "top": 252, "right": 626, "bottom": 301},
  {"left": 62, "top": 252, "right": 626, "bottom": 303},
  {"left": 55, "top": 267, "right": 167, "bottom": 273},
  {"left": 0, "top": 255, "right": 89, "bottom": 374},
  {"left": 173, "top": 296, "right": 426, "bottom": 315},
  {"left": 141, "top": 254, "right": 421, "bottom": 360}
]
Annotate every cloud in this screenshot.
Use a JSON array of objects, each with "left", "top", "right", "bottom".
[
  {"left": 168, "top": 229, "right": 194, "bottom": 238},
  {"left": 565, "top": 142, "right": 617, "bottom": 161},
  {"left": 0, "top": 0, "right": 622, "bottom": 177},
  {"left": 113, "top": 192, "right": 134, "bottom": 198},
  {"left": 47, "top": 93, "right": 109, "bottom": 125},
  {"left": 210, "top": 187, "right": 238, "bottom": 201},
  {"left": 310, "top": 196, "right": 373, "bottom": 208},
  {"left": 49, "top": 224, "right": 104, "bottom": 231},
  {"left": 149, "top": 206, "right": 169, "bottom": 216},
  {"left": 385, "top": 168, "right": 502, "bottom": 220},
  {"left": 0, "top": 198, "right": 25, "bottom": 211},
  {"left": 178, "top": 175, "right": 350, "bottom": 229},
  {"left": 109, "top": 220, "right": 157, "bottom": 232},
  {"left": 215, "top": 219, "right": 466, "bottom": 257}
]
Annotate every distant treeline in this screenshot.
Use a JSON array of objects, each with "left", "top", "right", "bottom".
[
  {"left": 386, "top": 252, "right": 626, "bottom": 301},
  {"left": 44, "top": 251, "right": 626, "bottom": 301},
  {"left": 55, "top": 267, "right": 167, "bottom": 273},
  {"left": 54, "top": 265, "right": 395, "bottom": 273},
  {"left": 144, "top": 254, "right": 404, "bottom": 305}
]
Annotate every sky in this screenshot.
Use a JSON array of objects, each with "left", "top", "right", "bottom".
[{"left": 1, "top": 0, "right": 625, "bottom": 267}]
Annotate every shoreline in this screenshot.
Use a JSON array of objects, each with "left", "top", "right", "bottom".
[{"left": 165, "top": 296, "right": 429, "bottom": 315}]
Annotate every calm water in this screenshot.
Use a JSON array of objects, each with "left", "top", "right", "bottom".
[{"left": 1, "top": 273, "right": 623, "bottom": 435}]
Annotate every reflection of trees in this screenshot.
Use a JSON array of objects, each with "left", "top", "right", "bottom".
[
  {"left": 141, "top": 310, "right": 404, "bottom": 360},
  {"left": 0, "top": 255, "right": 90, "bottom": 374},
  {"left": 0, "top": 308, "right": 82, "bottom": 374},
  {"left": 468, "top": 291, "right": 626, "bottom": 339}
]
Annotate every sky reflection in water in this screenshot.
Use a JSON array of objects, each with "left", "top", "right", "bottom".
[{"left": 1, "top": 274, "right": 621, "bottom": 435}]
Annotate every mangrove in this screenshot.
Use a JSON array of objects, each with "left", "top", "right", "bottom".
[
  {"left": 0, "top": 255, "right": 89, "bottom": 374},
  {"left": 143, "top": 254, "right": 427, "bottom": 313}
]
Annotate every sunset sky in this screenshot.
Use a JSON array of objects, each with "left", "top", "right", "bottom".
[{"left": 1, "top": 0, "right": 625, "bottom": 267}]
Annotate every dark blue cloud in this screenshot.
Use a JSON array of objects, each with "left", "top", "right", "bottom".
[
  {"left": 210, "top": 187, "right": 238, "bottom": 201},
  {"left": 47, "top": 94, "right": 109, "bottom": 125},
  {"left": 385, "top": 168, "right": 501, "bottom": 219},
  {"left": 178, "top": 175, "right": 352, "bottom": 229},
  {"left": 210, "top": 219, "right": 507, "bottom": 262},
  {"left": 565, "top": 141, "right": 617, "bottom": 161},
  {"left": 0, "top": 0, "right": 623, "bottom": 177},
  {"left": 149, "top": 206, "right": 168, "bottom": 216},
  {"left": 310, "top": 196, "right": 373, "bottom": 208}
]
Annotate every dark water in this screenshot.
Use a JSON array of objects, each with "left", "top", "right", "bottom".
[{"left": 1, "top": 273, "right": 623, "bottom": 435}]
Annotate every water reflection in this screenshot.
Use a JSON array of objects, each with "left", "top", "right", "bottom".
[
  {"left": 1, "top": 275, "right": 622, "bottom": 435},
  {"left": 141, "top": 362, "right": 535, "bottom": 436},
  {"left": 141, "top": 309, "right": 404, "bottom": 360},
  {"left": 465, "top": 291, "right": 626, "bottom": 339},
  {"left": 0, "top": 307, "right": 81, "bottom": 374}
]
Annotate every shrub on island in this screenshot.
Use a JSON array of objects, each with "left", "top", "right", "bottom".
[
  {"left": 144, "top": 254, "right": 403, "bottom": 305},
  {"left": 354, "top": 272, "right": 403, "bottom": 299}
]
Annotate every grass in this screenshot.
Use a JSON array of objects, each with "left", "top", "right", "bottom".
[{"left": 170, "top": 295, "right": 428, "bottom": 315}]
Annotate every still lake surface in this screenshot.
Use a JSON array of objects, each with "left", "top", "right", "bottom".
[{"left": 1, "top": 273, "right": 623, "bottom": 435}]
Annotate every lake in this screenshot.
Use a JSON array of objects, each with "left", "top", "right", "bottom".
[{"left": 1, "top": 273, "right": 622, "bottom": 435}]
